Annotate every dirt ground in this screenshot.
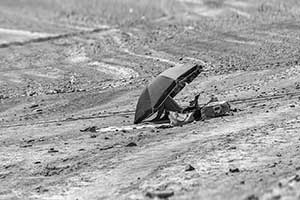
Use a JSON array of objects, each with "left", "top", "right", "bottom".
[{"left": 1, "top": 0, "right": 300, "bottom": 199}]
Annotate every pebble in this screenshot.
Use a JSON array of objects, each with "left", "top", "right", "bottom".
[
  {"left": 229, "top": 168, "right": 240, "bottom": 173},
  {"left": 29, "top": 104, "right": 39, "bottom": 109},
  {"left": 145, "top": 190, "right": 174, "bottom": 199},
  {"left": 48, "top": 148, "right": 59, "bottom": 153},
  {"left": 126, "top": 142, "right": 137, "bottom": 147},
  {"left": 185, "top": 164, "right": 195, "bottom": 172},
  {"left": 80, "top": 126, "right": 97, "bottom": 132},
  {"left": 244, "top": 194, "right": 259, "bottom": 200}
]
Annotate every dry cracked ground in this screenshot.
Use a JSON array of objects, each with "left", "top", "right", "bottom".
[{"left": 1, "top": 0, "right": 300, "bottom": 199}]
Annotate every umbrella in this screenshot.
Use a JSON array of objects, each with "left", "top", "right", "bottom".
[{"left": 134, "top": 64, "right": 203, "bottom": 124}]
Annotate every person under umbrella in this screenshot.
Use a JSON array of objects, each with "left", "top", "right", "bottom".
[
  {"left": 151, "top": 95, "right": 183, "bottom": 122},
  {"left": 134, "top": 64, "right": 203, "bottom": 124}
]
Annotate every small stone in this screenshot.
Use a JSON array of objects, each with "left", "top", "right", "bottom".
[
  {"left": 48, "top": 148, "right": 59, "bottom": 153},
  {"left": 185, "top": 164, "right": 195, "bottom": 172},
  {"left": 80, "top": 126, "right": 97, "bottom": 132},
  {"left": 26, "top": 139, "right": 35, "bottom": 143},
  {"left": 35, "top": 186, "right": 49, "bottom": 193},
  {"left": 126, "top": 142, "right": 137, "bottom": 147},
  {"left": 290, "top": 174, "right": 300, "bottom": 182},
  {"left": 29, "top": 104, "right": 39, "bottom": 109},
  {"left": 244, "top": 194, "right": 259, "bottom": 200},
  {"left": 145, "top": 190, "right": 174, "bottom": 199},
  {"left": 290, "top": 104, "right": 296, "bottom": 108},
  {"left": 231, "top": 108, "right": 238, "bottom": 112},
  {"left": 229, "top": 168, "right": 240, "bottom": 173},
  {"left": 20, "top": 144, "right": 33, "bottom": 148}
]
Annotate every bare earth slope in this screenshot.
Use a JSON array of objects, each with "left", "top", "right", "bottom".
[{"left": 1, "top": 0, "right": 300, "bottom": 199}]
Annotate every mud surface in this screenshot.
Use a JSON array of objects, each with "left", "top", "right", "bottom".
[{"left": 1, "top": 0, "right": 300, "bottom": 199}]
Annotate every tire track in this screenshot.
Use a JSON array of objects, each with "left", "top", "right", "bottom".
[
  {"left": 110, "top": 33, "right": 180, "bottom": 66},
  {"left": 1, "top": 91, "right": 300, "bottom": 129},
  {"left": 0, "top": 26, "right": 110, "bottom": 48}
]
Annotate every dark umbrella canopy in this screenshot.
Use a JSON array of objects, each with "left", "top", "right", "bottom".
[{"left": 134, "top": 64, "right": 203, "bottom": 124}]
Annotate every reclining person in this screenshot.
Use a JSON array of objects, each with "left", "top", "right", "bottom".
[
  {"left": 152, "top": 96, "right": 183, "bottom": 122},
  {"left": 152, "top": 94, "right": 201, "bottom": 122}
]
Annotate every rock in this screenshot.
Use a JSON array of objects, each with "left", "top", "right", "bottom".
[
  {"left": 20, "top": 144, "right": 33, "bottom": 148},
  {"left": 244, "top": 194, "right": 259, "bottom": 200},
  {"left": 185, "top": 164, "right": 195, "bottom": 171},
  {"left": 126, "top": 142, "right": 137, "bottom": 147},
  {"left": 229, "top": 168, "right": 240, "bottom": 173},
  {"left": 80, "top": 126, "right": 97, "bottom": 132},
  {"left": 145, "top": 190, "right": 174, "bottom": 199},
  {"left": 36, "top": 109, "right": 43, "bottom": 113},
  {"left": 29, "top": 104, "right": 39, "bottom": 109},
  {"left": 289, "top": 174, "right": 300, "bottom": 182},
  {"left": 290, "top": 104, "right": 295, "bottom": 108},
  {"left": 0, "top": 94, "right": 9, "bottom": 99},
  {"left": 231, "top": 108, "right": 238, "bottom": 112},
  {"left": 48, "top": 148, "right": 59, "bottom": 153},
  {"left": 26, "top": 139, "right": 35, "bottom": 143},
  {"left": 90, "top": 135, "right": 97, "bottom": 138},
  {"left": 35, "top": 186, "right": 49, "bottom": 193}
]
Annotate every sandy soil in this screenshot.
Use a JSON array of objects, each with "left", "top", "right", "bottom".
[{"left": 1, "top": 0, "right": 300, "bottom": 199}]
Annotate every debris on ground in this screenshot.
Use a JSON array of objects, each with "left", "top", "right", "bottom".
[
  {"left": 48, "top": 148, "right": 59, "bottom": 153},
  {"left": 201, "top": 100, "right": 231, "bottom": 120},
  {"left": 145, "top": 190, "right": 174, "bottom": 199},
  {"left": 126, "top": 142, "right": 137, "bottom": 147},
  {"left": 244, "top": 194, "right": 259, "bottom": 200},
  {"left": 29, "top": 104, "right": 39, "bottom": 109},
  {"left": 80, "top": 126, "right": 97, "bottom": 132},
  {"left": 229, "top": 168, "right": 240, "bottom": 173},
  {"left": 169, "top": 97, "right": 232, "bottom": 126},
  {"left": 184, "top": 164, "right": 196, "bottom": 172}
]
